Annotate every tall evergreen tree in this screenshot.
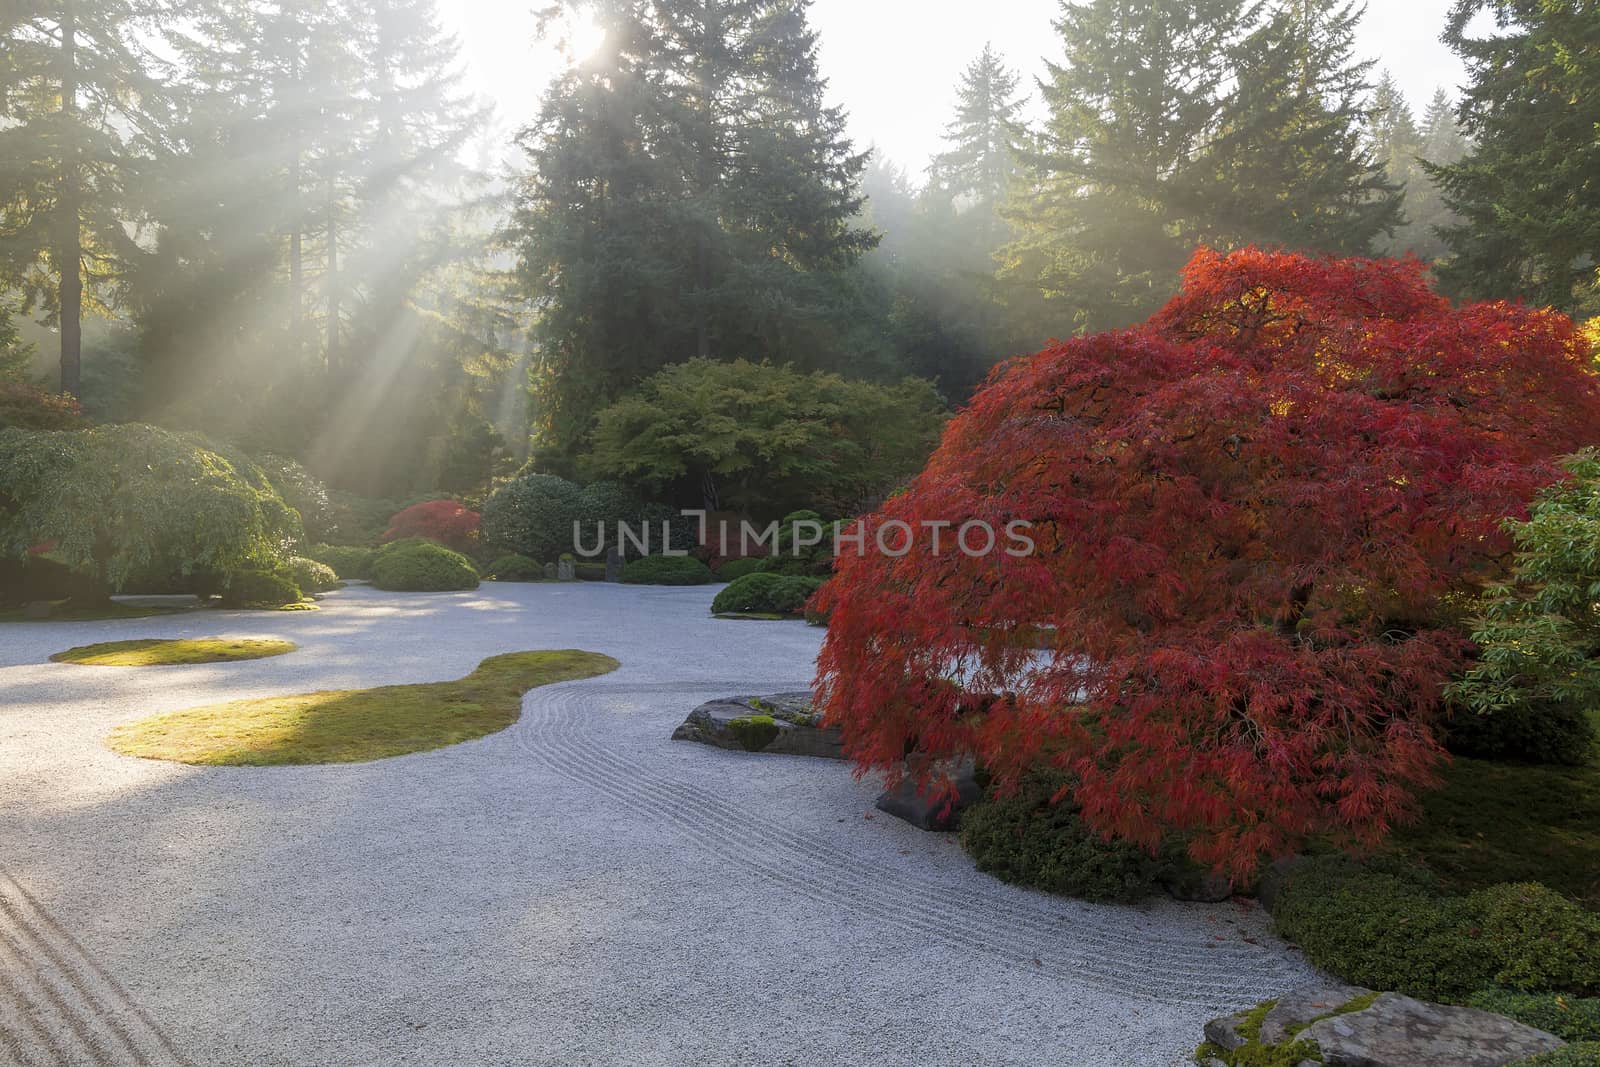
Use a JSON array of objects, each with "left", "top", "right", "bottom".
[
  {"left": 928, "top": 43, "right": 1026, "bottom": 236},
  {"left": 1431, "top": 0, "right": 1600, "bottom": 309},
  {"left": 511, "top": 0, "right": 877, "bottom": 465},
  {"left": 1380, "top": 84, "right": 1466, "bottom": 259},
  {"left": 1000, "top": 0, "right": 1247, "bottom": 334},
  {"left": 1199, "top": 0, "right": 1401, "bottom": 255},
  {"left": 0, "top": 1, "right": 170, "bottom": 397}
]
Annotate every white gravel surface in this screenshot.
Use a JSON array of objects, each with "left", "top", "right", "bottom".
[{"left": 0, "top": 583, "right": 1319, "bottom": 1066}]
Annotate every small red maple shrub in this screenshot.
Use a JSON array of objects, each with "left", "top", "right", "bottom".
[
  {"left": 381, "top": 500, "right": 481, "bottom": 554},
  {"left": 814, "top": 248, "right": 1600, "bottom": 878}
]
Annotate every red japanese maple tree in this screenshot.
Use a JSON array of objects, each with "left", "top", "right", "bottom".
[
  {"left": 814, "top": 248, "right": 1600, "bottom": 878},
  {"left": 381, "top": 500, "right": 481, "bottom": 554}
]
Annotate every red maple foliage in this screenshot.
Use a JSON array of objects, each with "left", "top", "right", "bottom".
[
  {"left": 814, "top": 248, "right": 1600, "bottom": 878},
  {"left": 381, "top": 500, "right": 481, "bottom": 554}
]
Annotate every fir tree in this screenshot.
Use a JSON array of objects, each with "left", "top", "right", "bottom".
[
  {"left": 1199, "top": 0, "right": 1401, "bottom": 255},
  {"left": 1431, "top": 0, "right": 1600, "bottom": 309},
  {"left": 0, "top": 0, "right": 171, "bottom": 396},
  {"left": 929, "top": 43, "right": 1027, "bottom": 233},
  {"left": 1000, "top": 0, "right": 1248, "bottom": 333}
]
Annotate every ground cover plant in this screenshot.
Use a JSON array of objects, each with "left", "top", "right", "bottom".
[
  {"left": 816, "top": 247, "right": 1600, "bottom": 878},
  {"left": 107, "top": 650, "right": 619, "bottom": 765},
  {"left": 51, "top": 638, "right": 297, "bottom": 667}
]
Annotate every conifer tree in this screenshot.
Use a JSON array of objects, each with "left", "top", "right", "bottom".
[
  {"left": 929, "top": 43, "right": 1026, "bottom": 239},
  {"left": 0, "top": 1, "right": 170, "bottom": 397},
  {"left": 1199, "top": 0, "right": 1401, "bottom": 255},
  {"left": 1431, "top": 0, "right": 1600, "bottom": 309}
]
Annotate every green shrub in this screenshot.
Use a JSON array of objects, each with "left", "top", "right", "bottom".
[
  {"left": 575, "top": 561, "right": 607, "bottom": 582},
  {"left": 1447, "top": 450, "right": 1600, "bottom": 766},
  {"left": 1270, "top": 856, "right": 1600, "bottom": 1000},
  {"left": 1444, "top": 699, "right": 1597, "bottom": 766},
  {"left": 712, "top": 572, "right": 823, "bottom": 615},
  {"left": 220, "top": 569, "right": 303, "bottom": 608},
  {"left": 481, "top": 473, "right": 582, "bottom": 562},
  {"left": 302, "top": 544, "right": 375, "bottom": 581},
  {"left": 370, "top": 541, "right": 479, "bottom": 593},
  {"left": 486, "top": 554, "right": 544, "bottom": 582},
  {"left": 715, "top": 557, "right": 767, "bottom": 582},
  {"left": 1509, "top": 1045, "right": 1600, "bottom": 1067},
  {"left": 0, "top": 557, "right": 107, "bottom": 607},
  {"left": 1466, "top": 990, "right": 1600, "bottom": 1043},
  {"left": 280, "top": 557, "right": 340, "bottom": 594},
  {"left": 959, "top": 773, "right": 1186, "bottom": 904},
  {"left": 1470, "top": 883, "right": 1600, "bottom": 994},
  {"left": 620, "top": 554, "right": 712, "bottom": 586}
]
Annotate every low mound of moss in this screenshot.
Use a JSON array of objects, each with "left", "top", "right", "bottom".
[
  {"left": 52, "top": 638, "right": 298, "bottom": 667},
  {"left": 107, "top": 649, "right": 619, "bottom": 765}
]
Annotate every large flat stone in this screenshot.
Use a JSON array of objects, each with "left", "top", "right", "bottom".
[
  {"left": 1299, "top": 992, "right": 1566, "bottom": 1066},
  {"left": 671, "top": 693, "right": 844, "bottom": 759}
]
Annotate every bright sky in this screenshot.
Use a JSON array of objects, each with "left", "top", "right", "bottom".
[{"left": 444, "top": 1, "right": 1469, "bottom": 176}]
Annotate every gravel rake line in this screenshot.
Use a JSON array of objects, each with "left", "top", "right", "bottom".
[
  {"left": 530, "top": 686, "right": 1273, "bottom": 978},
  {"left": 515, "top": 680, "right": 1304, "bottom": 1009},
  {"left": 0, "top": 873, "right": 192, "bottom": 1067},
  {"left": 0, "top": 963, "right": 67, "bottom": 1067},
  {"left": 532, "top": 682, "right": 1287, "bottom": 973}
]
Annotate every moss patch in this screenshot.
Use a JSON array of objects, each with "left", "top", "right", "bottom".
[
  {"left": 1198, "top": 992, "right": 1382, "bottom": 1066},
  {"left": 726, "top": 714, "right": 781, "bottom": 752},
  {"left": 1390, "top": 719, "right": 1600, "bottom": 909},
  {"left": 52, "top": 638, "right": 298, "bottom": 667},
  {"left": 107, "top": 649, "right": 619, "bottom": 766}
]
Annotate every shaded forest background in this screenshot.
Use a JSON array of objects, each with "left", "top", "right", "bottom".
[{"left": 1, "top": 0, "right": 1595, "bottom": 509}]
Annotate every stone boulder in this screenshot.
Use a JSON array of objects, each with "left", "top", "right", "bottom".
[
  {"left": 672, "top": 693, "right": 844, "bottom": 760},
  {"left": 1202, "top": 988, "right": 1566, "bottom": 1067},
  {"left": 874, "top": 758, "right": 983, "bottom": 832}
]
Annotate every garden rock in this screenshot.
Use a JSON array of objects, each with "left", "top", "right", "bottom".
[
  {"left": 543, "top": 562, "right": 557, "bottom": 580},
  {"left": 558, "top": 559, "right": 576, "bottom": 582},
  {"left": 1203, "top": 988, "right": 1567, "bottom": 1067},
  {"left": 671, "top": 693, "right": 843, "bottom": 759},
  {"left": 605, "top": 548, "right": 624, "bottom": 583},
  {"left": 874, "top": 757, "right": 982, "bottom": 832}
]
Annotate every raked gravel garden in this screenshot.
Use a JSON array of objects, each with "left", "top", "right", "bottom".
[{"left": 0, "top": 582, "right": 1316, "bottom": 1067}]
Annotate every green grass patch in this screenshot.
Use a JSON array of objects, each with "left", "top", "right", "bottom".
[
  {"left": 107, "top": 650, "right": 620, "bottom": 766},
  {"left": 52, "top": 638, "right": 298, "bottom": 667},
  {"left": 1391, "top": 710, "right": 1600, "bottom": 909}
]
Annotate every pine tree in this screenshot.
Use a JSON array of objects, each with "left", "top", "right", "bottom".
[
  {"left": 0, "top": 1, "right": 170, "bottom": 397},
  {"left": 929, "top": 43, "right": 1026, "bottom": 235},
  {"left": 1431, "top": 0, "right": 1600, "bottom": 310},
  {"left": 510, "top": 0, "right": 877, "bottom": 464},
  {"left": 1199, "top": 0, "right": 1401, "bottom": 255},
  {"left": 1384, "top": 86, "right": 1466, "bottom": 259},
  {"left": 1368, "top": 71, "right": 1422, "bottom": 175},
  {"left": 999, "top": 0, "right": 1248, "bottom": 334}
]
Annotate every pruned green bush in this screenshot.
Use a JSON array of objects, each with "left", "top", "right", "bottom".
[
  {"left": 303, "top": 544, "right": 375, "bottom": 581},
  {"left": 958, "top": 772, "right": 1189, "bottom": 904},
  {"left": 220, "top": 569, "right": 303, "bottom": 608},
  {"left": 370, "top": 541, "right": 479, "bottom": 593},
  {"left": 486, "top": 554, "right": 544, "bottom": 582},
  {"left": 715, "top": 557, "right": 766, "bottom": 582},
  {"left": 1467, "top": 990, "right": 1600, "bottom": 1043},
  {"left": 280, "top": 557, "right": 340, "bottom": 594},
  {"left": 621, "top": 554, "right": 712, "bottom": 586},
  {"left": 712, "top": 572, "right": 823, "bottom": 615},
  {"left": 1271, "top": 856, "right": 1600, "bottom": 1000},
  {"left": 481, "top": 473, "right": 582, "bottom": 562}
]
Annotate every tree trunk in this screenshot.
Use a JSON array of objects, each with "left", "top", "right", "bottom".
[
  {"left": 693, "top": 0, "right": 719, "bottom": 360},
  {"left": 57, "top": 0, "right": 83, "bottom": 398},
  {"left": 326, "top": 173, "right": 338, "bottom": 377}
]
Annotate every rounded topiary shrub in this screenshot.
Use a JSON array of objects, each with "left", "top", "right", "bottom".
[
  {"left": 220, "top": 569, "right": 303, "bottom": 608},
  {"left": 712, "top": 573, "right": 823, "bottom": 615},
  {"left": 1270, "top": 856, "right": 1600, "bottom": 1001},
  {"left": 303, "top": 544, "right": 375, "bottom": 581},
  {"left": 281, "top": 557, "right": 340, "bottom": 594},
  {"left": 620, "top": 554, "right": 712, "bottom": 586},
  {"left": 715, "top": 557, "right": 767, "bottom": 582},
  {"left": 486, "top": 554, "right": 544, "bottom": 582},
  {"left": 370, "top": 541, "right": 479, "bottom": 593},
  {"left": 959, "top": 773, "right": 1184, "bottom": 904},
  {"left": 481, "top": 474, "right": 582, "bottom": 563}
]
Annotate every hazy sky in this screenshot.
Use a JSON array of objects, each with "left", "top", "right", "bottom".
[{"left": 445, "top": 1, "right": 1469, "bottom": 176}]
